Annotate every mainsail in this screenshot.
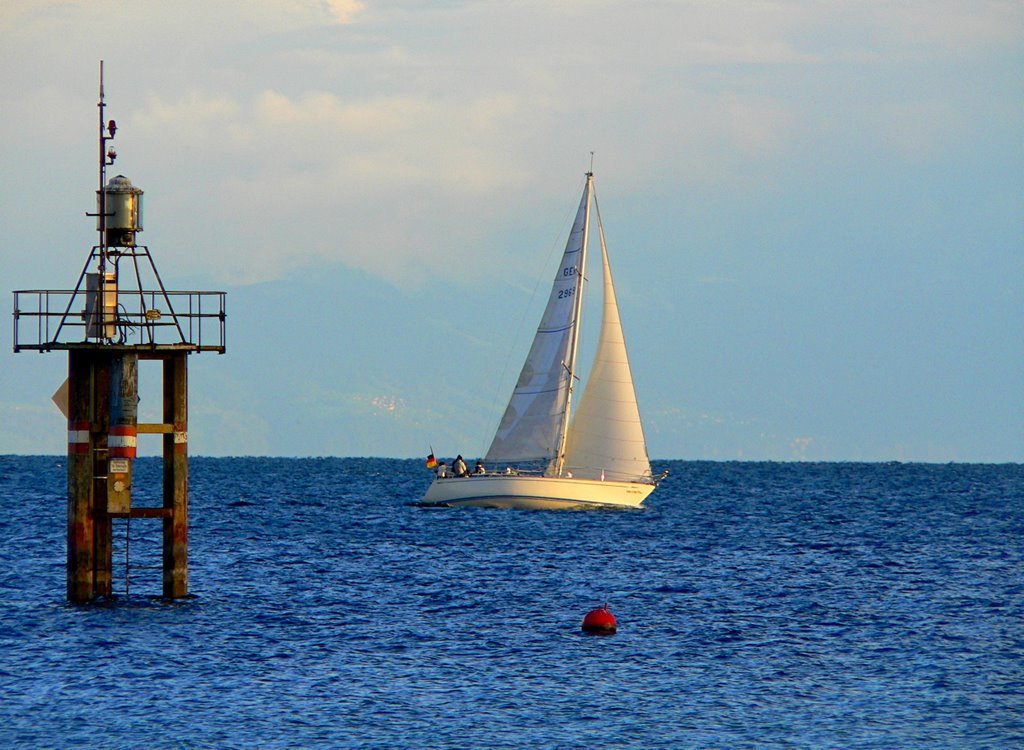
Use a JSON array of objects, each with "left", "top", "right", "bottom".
[
  {"left": 484, "top": 180, "right": 590, "bottom": 465},
  {"left": 563, "top": 206, "right": 652, "bottom": 482}
]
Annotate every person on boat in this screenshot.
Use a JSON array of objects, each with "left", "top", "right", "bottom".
[
  {"left": 436, "top": 461, "right": 448, "bottom": 478},
  {"left": 473, "top": 460, "right": 486, "bottom": 475},
  {"left": 453, "top": 455, "right": 468, "bottom": 477}
]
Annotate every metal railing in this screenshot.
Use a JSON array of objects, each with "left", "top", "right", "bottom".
[{"left": 13, "top": 288, "right": 226, "bottom": 353}]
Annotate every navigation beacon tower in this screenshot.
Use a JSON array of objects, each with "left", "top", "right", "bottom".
[{"left": 11, "top": 63, "right": 227, "bottom": 603}]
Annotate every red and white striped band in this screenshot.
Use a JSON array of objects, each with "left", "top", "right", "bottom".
[
  {"left": 109, "top": 425, "right": 137, "bottom": 458},
  {"left": 67, "top": 421, "right": 90, "bottom": 455}
]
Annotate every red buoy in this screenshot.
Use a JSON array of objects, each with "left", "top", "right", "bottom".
[{"left": 581, "top": 603, "right": 617, "bottom": 634}]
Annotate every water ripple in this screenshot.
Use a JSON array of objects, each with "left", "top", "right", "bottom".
[{"left": 0, "top": 457, "right": 1020, "bottom": 748}]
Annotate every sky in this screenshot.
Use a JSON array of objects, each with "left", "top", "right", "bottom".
[{"left": 1, "top": 0, "right": 1021, "bottom": 462}]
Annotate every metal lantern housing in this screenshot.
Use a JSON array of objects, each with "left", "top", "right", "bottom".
[{"left": 97, "top": 174, "right": 143, "bottom": 247}]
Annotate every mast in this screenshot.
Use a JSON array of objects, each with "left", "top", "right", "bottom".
[{"left": 554, "top": 171, "right": 592, "bottom": 476}]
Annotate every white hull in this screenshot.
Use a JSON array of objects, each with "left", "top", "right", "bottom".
[{"left": 421, "top": 474, "right": 655, "bottom": 510}]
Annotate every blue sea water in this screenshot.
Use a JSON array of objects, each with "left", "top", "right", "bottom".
[{"left": 0, "top": 457, "right": 1021, "bottom": 749}]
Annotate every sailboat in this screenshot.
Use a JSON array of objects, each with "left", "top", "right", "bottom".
[{"left": 422, "top": 171, "right": 662, "bottom": 509}]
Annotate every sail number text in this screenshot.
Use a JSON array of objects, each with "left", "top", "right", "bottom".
[{"left": 558, "top": 266, "right": 578, "bottom": 299}]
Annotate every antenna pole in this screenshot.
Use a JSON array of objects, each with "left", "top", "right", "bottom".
[{"left": 98, "top": 61, "right": 107, "bottom": 274}]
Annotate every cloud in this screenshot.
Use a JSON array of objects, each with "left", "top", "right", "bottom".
[
  {"left": 2, "top": 0, "right": 1019, "bottom": 291},
  {"left": 321, "top": 0, "right": 364, "bottom": 25},
  {"left": 124, "top": 86, "right": 533, "bottom": 285},
  {"left": 234, "top": 0, "right": 365, "bottom": 28}
]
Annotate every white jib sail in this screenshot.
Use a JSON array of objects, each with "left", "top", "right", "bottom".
[
  {"left": 484, "top": 182, "right": 590, "bottom": 465},
  {"left": 563, "top": 207, "right": 652, "bottom": 482}
]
